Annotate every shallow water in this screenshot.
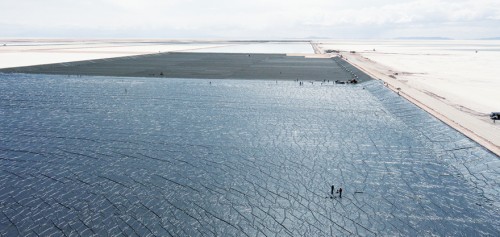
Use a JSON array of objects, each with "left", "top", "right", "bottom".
[
  {"left": 189, "top": 42, "right": 314, "bottom": 54},
  {"left": 0, "top": 74, "right": 498, "bottom": 236}
]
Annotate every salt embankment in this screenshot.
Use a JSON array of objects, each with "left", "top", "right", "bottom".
[{"left": 313, "top": 41, "right": 500, "bottom": 156}]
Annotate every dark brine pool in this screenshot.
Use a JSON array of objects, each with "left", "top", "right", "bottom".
[{"left": 0, "top": 74, "right": 498, "bottom": 236}]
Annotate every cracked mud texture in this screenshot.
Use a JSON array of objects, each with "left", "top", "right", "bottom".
[{"left": 0, "top": 74, "right": 499, "bottom": 236}]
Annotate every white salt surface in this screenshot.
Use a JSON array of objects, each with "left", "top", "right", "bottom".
[
  {"left": 317, "top": 40, "right": 500, "bottom": 114},
  {"left": 0, "top": 40, "right": 228, "bottom": 69},
  {"left": 0, "top": 40, "right": 314, "bottom": 69}
]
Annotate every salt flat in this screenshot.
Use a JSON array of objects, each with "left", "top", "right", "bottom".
[
  {"left": 316, "top": 40, "right": 500, "bottom": 113},
  {"left": 1, "top": 74, "right": 498, "bottom": 236},
  {"left": 0, "top": 40, "right": 314, "bottom": 69},
  {"left": 0, "top": 40, "right": 227, "bottom": 68}
]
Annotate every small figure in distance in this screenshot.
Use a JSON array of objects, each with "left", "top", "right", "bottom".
[
  {"left": 339, "top": 188, "right": 343, "bottom": 198},
  {"left": 331, "top": 185, "right": 334, "bottom": 198},
  {"left": 490, "top": 112, "right": 499, "bottom": 123}
]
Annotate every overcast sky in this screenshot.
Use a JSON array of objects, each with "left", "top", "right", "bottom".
[{"left": 1, "top": 0, "right": 499, "bottom": 39}]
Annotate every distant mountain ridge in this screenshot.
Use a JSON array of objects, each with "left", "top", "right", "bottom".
[
  {"left": 479, "top": 37, "right": 500, "bottom": 40},
  {"left": 394, "top": 37, "right": 452, "bottom": 40},
  {"left": 395, "top": 36, "right": 500, "bottom": 40}
]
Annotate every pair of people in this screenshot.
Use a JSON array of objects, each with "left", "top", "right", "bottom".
[{"left": 331, "top": 185, "right": 342, "bottom": 198}]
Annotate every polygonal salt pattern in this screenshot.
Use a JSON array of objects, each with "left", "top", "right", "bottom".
[{"left": 0, "top": 74, "right": 499, "bottom": 236}]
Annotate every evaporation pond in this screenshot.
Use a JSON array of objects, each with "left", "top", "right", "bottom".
[{"left": 0, "top": 74, "right": 499, "bottom": 236}]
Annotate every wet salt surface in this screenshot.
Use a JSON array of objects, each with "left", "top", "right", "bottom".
[
  {"left": 189, "top": 42, "right": 314, "bottom": 54},
  {"left": 0, "top": 74, "right": 499, "bottom": 236}
]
